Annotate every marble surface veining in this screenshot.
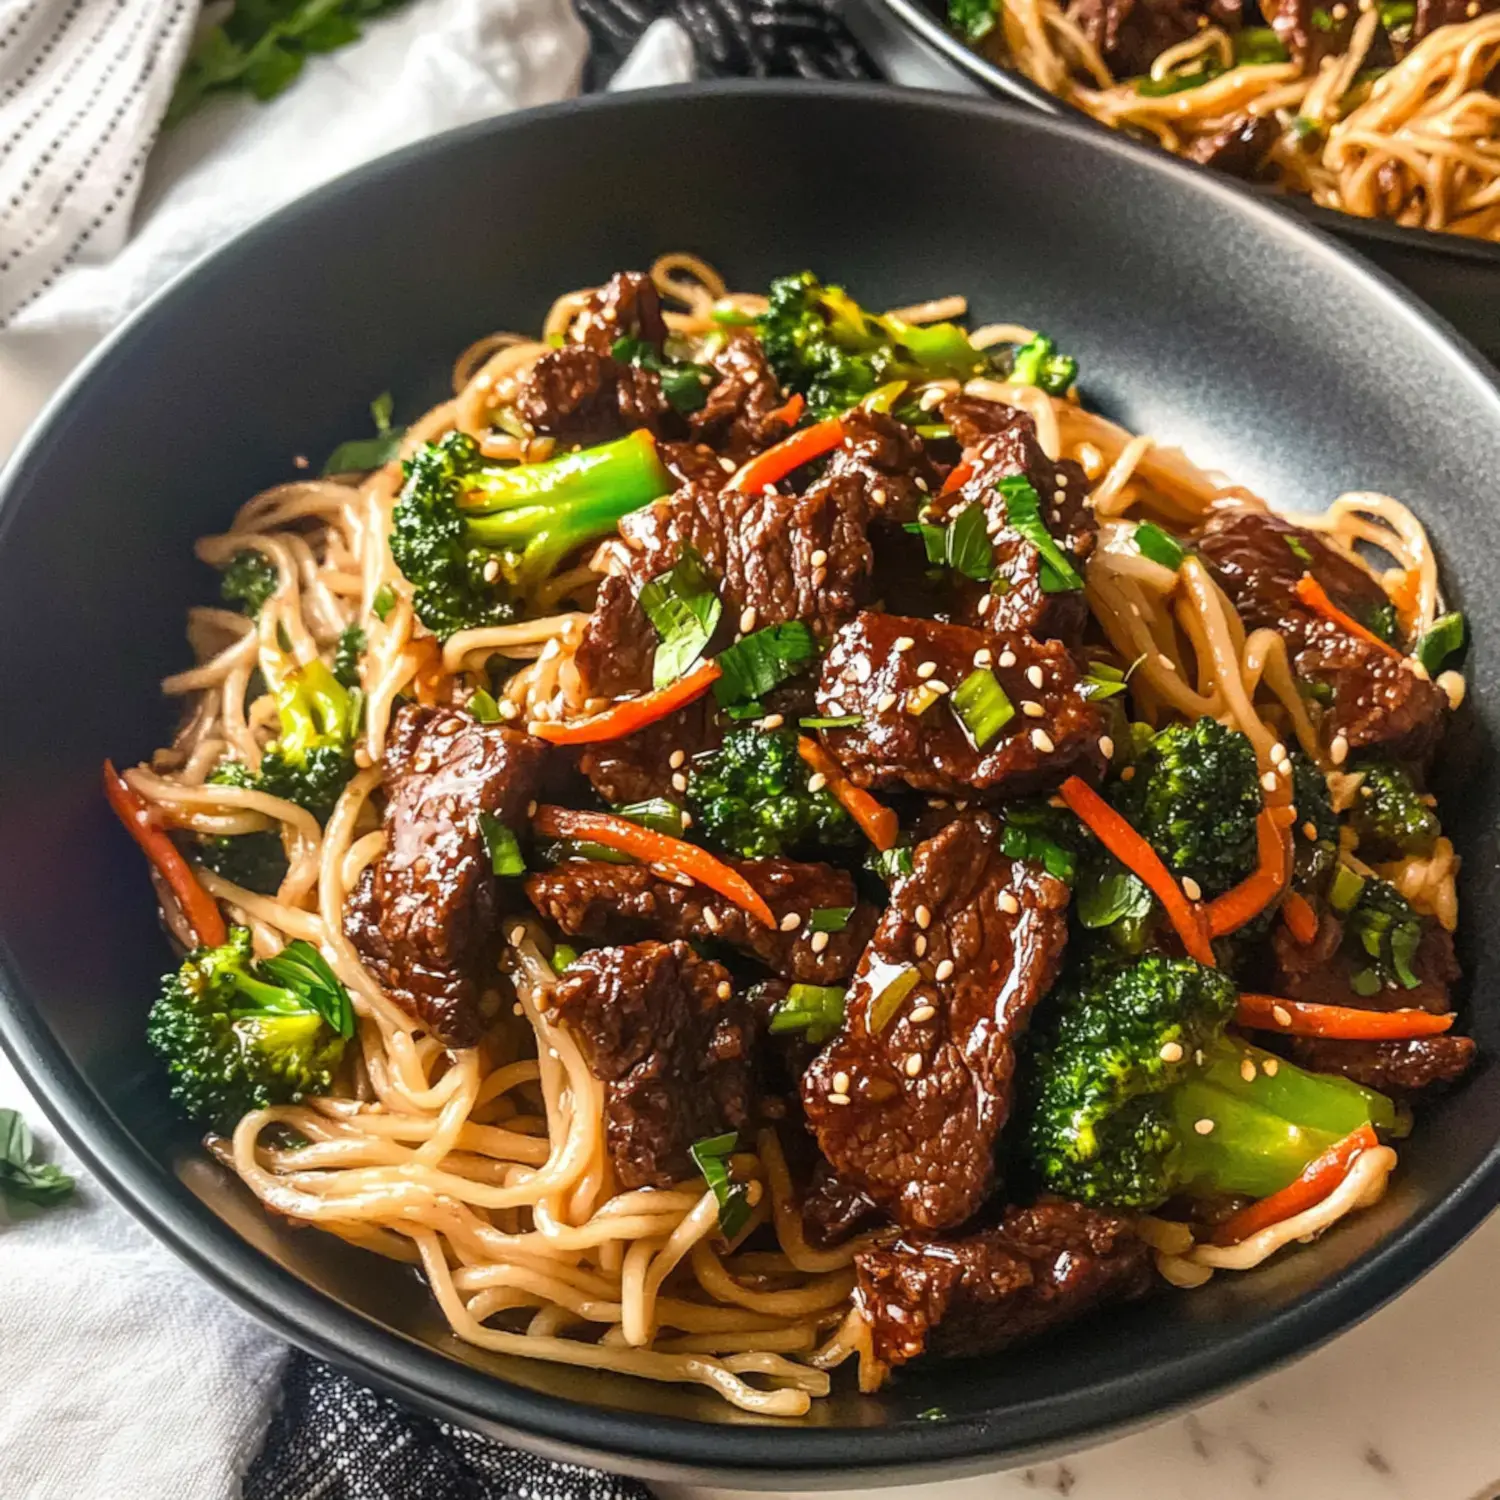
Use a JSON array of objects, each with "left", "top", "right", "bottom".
[{"left": 663, "top": 1210, "right": 1500, "bottom": 1500}]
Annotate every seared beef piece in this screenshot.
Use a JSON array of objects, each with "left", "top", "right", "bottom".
[
  {"left": 802, "top": 814, "right": 1071, "bottom": 1231},
  {"left": 553, "top": 940, "right": 755, "bottom": 1189},
  {"left": 823, "top": 408, "right": 943, "bottom": 527},
  {"left": 688, "top": 330, "right": 800, "bottom": 461},
  {"left": 1069, "top": 0, "right": 1241, "bottom": 77},
  {"left": 577, "top": 696, "right": 724, "bottom": 805},
  {"left": 344, "top": 705, "right": 547, "bottom": 1047},
  {"left": 1185, "top": 115, "right": 1278, "bottom": 179},
  {"left": 802, "top": 1164, "right": 886, "bottom": 1248},
  {"left": 572, "top": 573, "right": 658, "bottom": 699},
  {"left": 516, "top": 346, "right": 632, "bottom": 449},
  {"left": 814, "top": 612, "right": 1108, "bottom": 800},
  {"left": 1272, "top": 910, "right": 1459, "bottom": 1014},
  {"left": 526, "top": 858, "right": 876, "bottom": 985},
  {"left": 935, "top": 397, "right": 1097, "bottom": 642},
  {"left": 1414, "top": 0, "right": 1499, "bottom": 38},
  {"left": 660, "top": 440, "right": 736, "bottom": 489},
  {"left": 573, "top": 270, "right": 668, "bottom": 356},
  {"left": 854, "top": 1202, "right": 1154, "bottom": 1375},
  {"left": 1259, "top": 0, "right": 1354, "bottom": 68},
  {"left": 1287, "top": 1034, "right": 1476, "bottom": 1097},
  {"left": 1198, "top": 507, "right": 1447, "bottom": 761}
]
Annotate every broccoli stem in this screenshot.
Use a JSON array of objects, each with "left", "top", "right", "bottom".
[
  {"left": 460, "top": 430, "right": 671, "bottom": 522},
  {"left": 275, "top": 659, "right": 355, "bottom": 755}
]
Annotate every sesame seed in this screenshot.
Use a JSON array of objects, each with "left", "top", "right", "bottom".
[
  {"left": 703, "top": 908, "right": 721, "bottom": 932},
  {"left": 1027, "top": 665, "right": 1045, "bottom": 689},
  {"left": 780, "top": 912, "right": 801, "bottom": 933},
  {"left": 935, "top": 958, "right": 955, "bottom": 981},
  {"left": 833, "top": 1070, "right": 850, "bottom": 1093},
  {"left": 1272, "top": 1005, "right": 1293, "bottom": 1027},
  {"left": 999, "top": 649, "right": 1017, "bottom": 668},
  {"left": 512, "top": 1002, "right": 524, "bottom": 1016},
  {"left": 499, "top": 700, "right": 519, "bottom": 720},
  {"left": 917, "top": 660, "right": 937, "bottom": 679},
  {"left": 482, "top": 558, "right": 502, "bottom": 583},
  {"left": 910, "top": 1004, "right": 936, "bottom": 1023},
  {"left": 681, "top": 812, "right": 693, "bottom": 829},
  {"left": 915, "top": 904, "right": 932, "bottom": 929},
  {"left": 854, "top": 658, "right": 874, "bottom": 684},
  {"left": 1160, "top": 1041, "right": 1184, "bottom": 1062},
  {"left": 1194, "top": 1118, "right": 1216, "bottom": 1136},
  {"left": 811, "top": 549, "right": 829, "bottom": 567},
  {"left": 669, "top": 749, "right": 686, "bottom": 769},
  {"left": 1099, "top": 735, "right": 1115, "bottom": 759},
  {"left": 1157, "top": 654, "right": 1176, "bottom": 672},
  {"left": 740, "top": 606, "right": 758, "bottom": 634},
  {"left": 1261, "top": 771, "right": 1280, "bottom": 792},
  {"left": 1054, "top": 489, "right": 1067, "bottom": 505},
  {"left": 762, "top": 484, "right": 778, "bottom": 497},
  {"left": 827, "top": 1092, "right": 851, "bottom": 1106},
  {"left": 871, "top": 487, "right": 888, "bottom": 507},
  {"left": 1022, "top": 701, "right": 1046, "bottom": 718},
  {"left": 998, "top": 891, "right": 1020, "bottom": 915},
  {"left": 974, "top": 649, "right": 993, "bottom": 668},
  {"left": 1263, "top": 1057, "right": 1280, "bottom": 1076},
  {"left": 1270, "top": 742, "right": 1286, "bottom": 763},
  {"left": 1031, "top": 728, "right": 1055, "bottom": 753},
  {"left": 1330, "top": 734, "right": 1349, "bottom": 766},
  {"left": 905, "top": 1053, "right": 924, "bottom": 1077},
  {"left": 978, "top": 594, "right": 994, "bottom": 615},
  {"left": 508, "top": 925, "right": 526, "bottom": 946},
  {"left": 672, "top": 772, "right": 687, "bottom": 793},
  {"left": 717, "top": 981, "right": 732, "bottom": 1000},
  {"left": 877, "top": 691, "right": 899, "bottom": 712},
  {"left": 914, "top": 934, "right": 928, "bottom": 957},
  {"left": 811, "top": 931, "right": 830, "bottom": 953},
  {"left": 812, "top": 567, "right": 828, "bottom": 588},
  {"left": 719, "top": 456, "right": 737, "bottom": 473},
  {"left": 1240, "top": 1058, "right": 1257, "bottom": 1083},
  {"left": 808, "top": 772, "right": 828, "bottom": 792},
  {"left": 354, "top": 747, "right": 372, "bottom": 768},
  {"left": 527, "top": 799, "right": 538, "bottom": 818},
  {"left": 760, "top": 713, "right": 785, "bottom": 730},
  {"left": 929, "top": 680, "right": 950, "bottom": 695},
  {"left": 915, "top": 478, "right": 930, "bottom": 493},
  {"left": 894, "top": 636, "right": 915, "bottom": 653},
  {"left": 1181, "top": 876, "right": 1203, "bottom": 901},
  {"left": 1303, "top": 821, "right": 1319, "bottom": 840}
]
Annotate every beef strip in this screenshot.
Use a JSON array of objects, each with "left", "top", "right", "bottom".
[
  {"left": 822, "top": 408, "right": 943, "bottom": 528},
  {"left": 1185, "top": 115, "right": 1278, "bottom": 179},
  {"left": 1259, "top": 0, "right": 1355, "bottom": 69},
  {"left": 854, "top": 1201, "right": 1154, "bottom": 1376},
  {"left": 1287, "top": 1035, "right": 1476, "bottom": 1097},
  {"left": 576, "top": 695, "right": 724, "bottom": 806},
  {"left": 935, "top": 397, "right": 1097, "bottom": 642},
  {"left": 571, "top": 572, "right": 658, "bottom": 699},
  {"left": 553, "top": 940, "right": 755, "bottom": 1189},
  {"left": 801, "top": 813, "right": 1072, "bottom": 1231},
  {"left": 1068, "top": 0, "right": 1242, "bottom": 77},
  {"left": 802, "top": 1164, "right": 886, "bottom": 1248},
  {"left": 572, "top": 270, "right": 668, "bottom": 356},
  {"left": 1272, "top": 910, "right": 1459, "bottom": 1014},
  {"left": 1197, "top": 506, "right": 1447, "bottom": 761},
  {"left": 526, "top": 858, "right": 876, "bottom": 985},
  {"left": 814, "top": 612, "right": 1108, "bottom": 800},
  {"left": 344, "top": 704, "right": 548, "bottom": 1047},
  {"left": 687, "top": 329, "right": 800, "bottom": 461}
]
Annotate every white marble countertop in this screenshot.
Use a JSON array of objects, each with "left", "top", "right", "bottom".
[{"left": 663, "top": 1210, "right": 1500, "bottom": 1500}]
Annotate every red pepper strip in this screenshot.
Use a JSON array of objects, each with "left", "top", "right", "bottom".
[
  {"left": 530, "top": 660, "right": 721, "bottom": 745},
  {"left": 940, "top": 459, "right": 975, "bottom": 496},
  {"left": 1058, "top": 775, "right": 1216, "bottom": 966},
  {"left": 1211, "top": 1124, "right": 1378, "bottom": 1247},
  {"left": 102, "top": 760, "right": 227, "bottom": 949},
  {"left": 727, "top": 417, "right": 845, "bottom": 494},
  {"left": 1294, "top": 574, "right": 1405, "bottom": 661},
  {"left": 1204, "top": 806, "right": 1293, "bottom": 938},
  {"left": 1282, "top": 889, "right": 1320, "bottom": 946},
  {"left": 532, "top": 805, "right": 776, "bottom": 929},
  {"left": 766, "top": 392, "right": 805, "bottom": 429},
  {"left": 1236, "top": 992, "right": 1455, "bottom": 1039},
  {"left": 797, "top": 737, "right": 899, "bottom": 853}
]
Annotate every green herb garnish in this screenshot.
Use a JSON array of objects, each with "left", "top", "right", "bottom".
[
  {"left": 0, "top": 1108, "right": 75, "bottom": 1209},
  {"left": 690, "top": 1132, "right": 753, "bottom": 1238},
  {"left": 639, "top": 547, "right": 723, "bottom": 690}
]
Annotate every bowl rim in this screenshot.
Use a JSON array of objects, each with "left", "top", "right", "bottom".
[
  {"left": 3, "top": 78, "right": 1500, "bottom": 1484},
  {"left": 855, "top": 0, "right": 1500, "bottom": 267}
]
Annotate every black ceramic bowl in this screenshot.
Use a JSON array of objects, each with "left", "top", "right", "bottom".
[
  {"left": 1, "top": 83, "right": 1498, "bottom": 1487},
  {"left": 840, "top": 0, "right": 1500, "bottom": 360}
]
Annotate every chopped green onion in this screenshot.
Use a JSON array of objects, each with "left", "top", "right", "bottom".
[
  {"left": 809, "top": 906, "right": 854, "bottom": 933},
  {"left": 478, "top": 813, "right": 525, "bottom": 877},
  {"left": 867, "top": 962, "right": 921, "bottom": 1034},
  {"left": 905, "top": 503, "right": 995, "bottom": 583},
  {"left": 916, "top": 1407, "right": 948, "bottom": 1422},
  {"left": 551, "top": 943, "right": 579, "bottom": 974},
  {"left": 710, "top": 302, "right": 757, "bottom": 327},
  {"left": 1001, "top": 821, "right": 1077, "bottom": 882},
  {"left": 614, "top": 799, "right": 688, "bottom": 837},
  {"left": 997, "top": 475, "right": 1083, "bottom": 592},
  {"left": 873, "top": 845, "right": 915, "bottom": 882},
  {"left": 713, "top": 621, "right": 818, "bottom": 705},
  {"left": 468, "top": 688, "right": 502, "bottom": 722},
  {"left": 1350, "top": 968, "right": 1383, "bottom": 997},
  {"left": 1234, "top": 25, "right": 1289, "bottom": 62},
  {"left": 1134, "top": 522, "right": 1184, "bottom": 571},
  {"left": 611, "top": 336, "right": 716, "bottom": 416},
  {"left": 639, "top": 546, "right": 723, "bottom": 691},
  {"left": 323, "top": 391, "right": 406, "bottom": 475},
  {"left": 1389, "top": 921, "right": 1422, "bottom": 989},
  {"left": 1329, "top": 864, "right": 1367, "bottom": 913},
  {"left": 1284, "top": 534, "right": 1314, "bottom": 565},
  {"left": 951, "top": 668, "right": 1016, "bottom": 748},
  {"left": 372, "top": 583, "right": 396, "bottom": 622},
  {"left": 690, "top": 1132, "right": 752, "bottom": 1238},
  {"left": 1135, "top": 60, "right": 1223, "bottom": 96},
  {"left": 1310, "top": 6, "right": 1337, "bottom": 28},
  {"left": 1082, "top": 663, "right": 1130, "bottom": 701},
  {"left": 769, "top": 983, "right": 847, "bottom": 1043},
  {"left": 800, "top": 714, "right": 863, "bottom": 729},
  {"left": 1415, "top": 612, "right": 1465, "bottom": 676},
  {"left": 725, "top": 700, "right": 766, "bottom": 721}
]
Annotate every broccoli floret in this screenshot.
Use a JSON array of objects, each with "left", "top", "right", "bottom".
[
  {"left": 198, "top": 829, "right": 288, "bottom": 895},
  {"left": 1007, "top": 333, "right": 1079, "bottom": 396},
  {"left": 686, "top": 726, "right": 860, "bottom": 858},
  {"left": 1114, "top": 718, "right": 1261, "bottom": 899},
  {"left": 391, "top": 430, "right": 673, "bottom": 640},
  {"left": 146, "top": 927, "right": 351, "bottom": 1130},
  {"left": 220, "top": 550, "right": 278, "bottom": 617},
  {"left": 948, "top": 0, "right": 999, "bottom": 40},
  {"left": 1347, "top": 760, "right": 1440, "bottom": 861},
  {"left": 1345, "top": 877, "right": 1425, "bottom": 993},
  {"left": 757, "top": 271, "right": 988, "bottom": 419},
  {"left": 1024, "top": 954, "right": 1394, "bottom": 1209},
  {"left": 332, "top": 623, "right": 365, "bottom": 689},
  {"left": 1292, "top": 752, "right": 1338, "bottom": 896}
]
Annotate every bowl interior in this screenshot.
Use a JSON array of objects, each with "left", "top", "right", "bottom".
[{"left": 1, "top": 84, "right": 1499, "bottom": 1482}]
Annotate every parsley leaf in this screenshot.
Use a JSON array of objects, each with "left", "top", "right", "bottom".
[
  {"left": 997, "top": 475, "right": 1083, "bottom": 592},
  {"left": 905, "top": 504, "right": 994, "bottom": 582},
  {"left": 260, "top": 940, "right": 357, "bottom": 1038},
  {"left": 478, "top": 814, "right": 526, "bottom": 878},
  {"left": 0, "top": 1108, "right": 75, "bottom": 1209},
  {"left": 639, "top": 547, "right": 723, "bottom": 690},
  {"left": 713, "top": 622, "right": 818, "bottom": 705}
]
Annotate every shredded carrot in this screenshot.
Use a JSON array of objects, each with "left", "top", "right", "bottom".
[
  {"left": 531, "top": 805, "right": 776, "bottom": 928},
  {"left": 766, "top": 392, "right": 805, "bottom": 430},
  {"left": 797, "top": 737, "right": 899, "bottom": 852},
  {"left": 1211, "top": 1124, "right": 1378, "bottom": 1247},
  {"left": 1281, "top": 889, "right": 1319, "bottom": 946},
  {"left": 1294, "top": 574, "right": 1405, "bottom": 661},
  {"left": 940, "top": 460, "right": 975, "bottom": 496},
  {"left": 103, "top": 760, "right": 227, "bottom": 949},
  {"left": 727, "top": 417, "right": 845, "bottom": 495},
  {"left": 1204, "top": 808, "right": 1293, "bottom": 938},
  {"left": 1236, "top": 992, "right": 1455, "bottom": 1039},
  {"left": 1058, "top": 775, "right": 1215, "bottom": 966},
  {"left": 530, "top": 660, "right": 721, "bottom": 745}
]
